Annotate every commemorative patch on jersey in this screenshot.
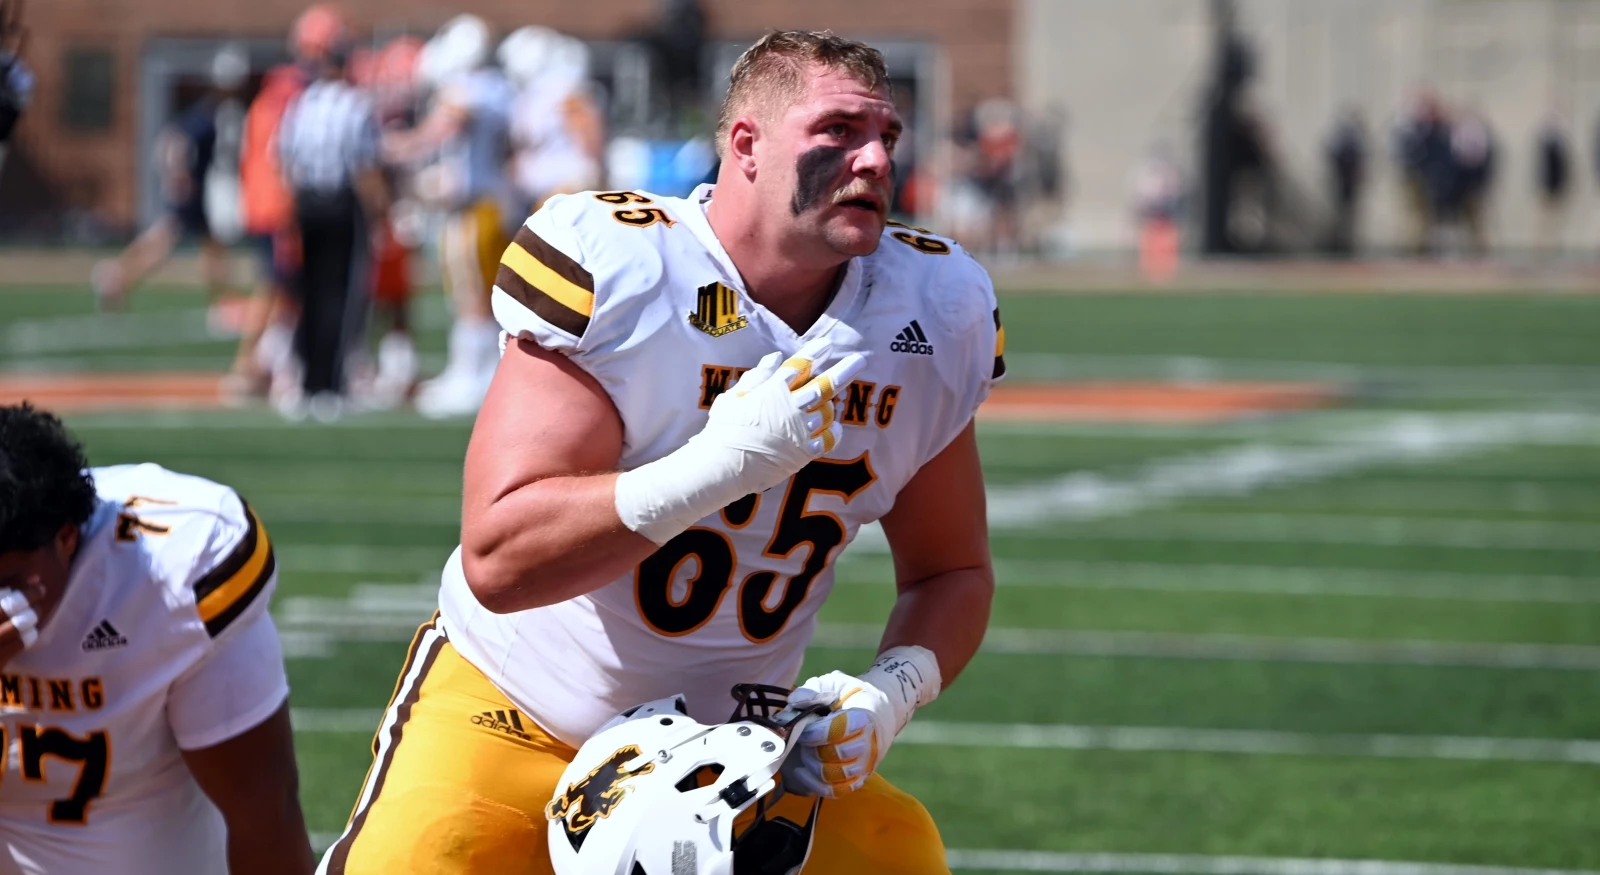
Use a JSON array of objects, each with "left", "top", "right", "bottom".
[
  {"left": 496, "top": 225, "right": 595, "bottom": 337},
  {"left": 688, "top": 282, "right": 749, "bottom": 337},
  {"left": 192, "top": 500, "right": 275, "bottom": 638}
]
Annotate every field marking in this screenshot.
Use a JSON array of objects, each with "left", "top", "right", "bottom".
[
  {"left": 899, "top": 722, "right": 1600, "bottom": 765},
  {"left": 813, "top": 624, "right": 1600, "bottom": 671},
  {"left": 272, "top": 580, "right": 1600, "bottom": 670},
  {"left": 945, "top": 850, "right": 1600, "bottom": 875},
  {"left": 995, "top": 513, "right": 1600, "bottom": 553},
  {"left": 0, "top": 308, "right": 218, "bottom": 355},
  {"left": 290, "top": 707, "right": 1600, "bottom": 765},
  {"left": 1007, "top": 351, "right": 1600, "bottom": 391},
  {"left": 984, "top": 412, "right": 1600, "bottom": 528},
  {"left": 837, "top": 558, "right": 1600, "bottom": 604},
  {"left": 292, "top": 704, "right": 1600, "bottom": 767}
]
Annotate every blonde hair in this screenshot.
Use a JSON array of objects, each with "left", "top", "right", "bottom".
[{"left": 715, "top": 30, "right": 891, "bottom": 158}]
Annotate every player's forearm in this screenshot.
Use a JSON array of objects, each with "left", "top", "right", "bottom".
[
  {"left": 460, "top": 472, "right": 660, "bottom": 613},
  {"left": 879, "top": 565, "right": 994, "bottom": 684},
  {"left": 222, "top": 802, "right": 316, "bottom": 875}
]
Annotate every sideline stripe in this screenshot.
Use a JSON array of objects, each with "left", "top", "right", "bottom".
[
  {"left": 898, "top": 722, "right": 1600, "bottom": 765},
  {"left": 837, "top": 558, "right": 1600, "bottom": 605},
  {"left": 292, "top": 708, "right": 1600, "bottom": 765},
  {"left": 945, "top": 851, "right": 1600, "bottom": 875},
  {"left": 812, "top": 625, "right": 1600, "bottom": 671}
]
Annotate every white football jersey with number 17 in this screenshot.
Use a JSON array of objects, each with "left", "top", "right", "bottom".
[
  {"left": 438, "top": 184, "right": 1004, "bottom": 747},
  {"left": 0, "top": 464, "right": 288, "bottom": 875}
]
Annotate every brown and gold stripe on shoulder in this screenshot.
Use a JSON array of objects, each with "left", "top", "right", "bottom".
[
  {"left": 495, "top": 225, "right": 596, "bottom": 338},
  {"left": 194, "top": 498, "right": 276, "bottom": 638},
  {"left": 992, "top": 307, "right": 1007, "bottom": 380}
]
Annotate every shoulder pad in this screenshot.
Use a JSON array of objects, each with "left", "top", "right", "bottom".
[
  {"left": 92, "top": 465, "right": 275, "bottom": 639},
  {"left": 872, "top": 222, "right": 997, "bottom": 333},
  {"left": 493, "top": 190, "right": 677, "bottom": 354}
]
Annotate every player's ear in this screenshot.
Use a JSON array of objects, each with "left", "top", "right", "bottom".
[
  {"left": 727, "top": 116, "right": 760, "bottom": 177},
  {"left": 52, "top": 523, "right": 78, "bottom": 562}
]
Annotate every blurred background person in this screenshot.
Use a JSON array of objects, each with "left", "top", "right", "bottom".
[
  {"left": 1450, "top": 108, "right": 1495, "bottom": 258},
  {"left": 1536, "top": 110, "right": 1571, "bottom": 256},
  {"left": 502, "top": 28, "right": 605, "bottom": 219},
  {"left": 1324, "top": 108, "right": 1366, "bottom": 257},
  {"left": 1391, "top": 89, "right": 1450, "bottom": 257},
  {"left": 360, "top": 34, "right": 429, "bottom": 410},
  {"left": 0, "top": 0, "right": 32, "bottom": 183},
  {"left": 276, "top": 11, "right": 389, "bottom": 421},
  {"left": 93, "top": 44, "right": 249, "bottom": 317},
  {"left": 223, "top": 5, "right": 336, "bottom": 405},
  {"left": 1131, "top": 141, "right": 1186, "bottom": 283},
  {"left": 384, "top": 14, "right": 513, "bottom": 420}
]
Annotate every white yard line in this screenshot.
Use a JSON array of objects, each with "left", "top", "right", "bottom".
[
  {"left": 290, "top": 707, "right": 1600, "bottom": 765},
  {"left": 999, "top": 514, "right": 1600, "bottom": 553},
  {"left": 812, "top": 624, "right": 1600, "bottom": 671},
  {"left": 836, "top": 559, "right": 1600, "bottom": 604},
  {"left": 1005, "top": 351, "right": 1600, "bottom": 390},
  {"left": 0, "top": 308, "right": 217, "bottom": 354},
  {"left": 899, "top": 722, "right": 1600, "bottom": 765},
  {"left": 984, "top": 412, "right": 1600, "bottom": 528},
  {"left": 945, "top": 851, "right": 1600, "bottom": 875}
]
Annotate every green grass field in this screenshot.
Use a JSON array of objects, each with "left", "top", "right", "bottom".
[{"left": 4, "top": 285, "right": 1600, "bottom": 872}]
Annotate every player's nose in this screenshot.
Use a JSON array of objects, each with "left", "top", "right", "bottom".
[{"left": 852, "top": 138, "right": 892, "bottom": 179}]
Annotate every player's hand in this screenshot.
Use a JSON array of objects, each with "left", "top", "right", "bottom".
[
  {"left": 0, "top": 580, "right": 45, "bottom": 671},
  {"left": 781, "top": 646, "right": 942, "bottom": 798},
  {"left": 781, "top": 670, "right": 899, "bottom": 798},
  {"left": 614, "top": 338, "right": 866, "bottom": 545},
  {"left": 699, "top": 337, "right": 865, "bottom": 492}
]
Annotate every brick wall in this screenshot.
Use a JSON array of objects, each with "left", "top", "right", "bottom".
[{"left": 13, "top": 0, "right": 1012, "bottom": 232}]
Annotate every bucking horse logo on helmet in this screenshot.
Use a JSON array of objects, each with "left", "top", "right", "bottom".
[{"left": 547, "top": 744, "right": 656, "bottom": 847}]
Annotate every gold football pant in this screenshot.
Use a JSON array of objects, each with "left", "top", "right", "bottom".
[
  {"left": 318, "top": 617, "right": 951, "bottom": 874},
  {"left": 439, "top": 197, "right": 508, "bottom": 314}
]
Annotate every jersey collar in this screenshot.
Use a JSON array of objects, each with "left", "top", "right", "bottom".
[{"left": 682, "top": 184, "right": 865, "bottom": 345}]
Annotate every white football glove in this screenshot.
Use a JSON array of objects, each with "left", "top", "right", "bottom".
[
  {"left": 782, "top": 645, "right": 941, "bottom": 798},
  {"left": 615, "top": 338, "right": 866, "bottom": 545}
]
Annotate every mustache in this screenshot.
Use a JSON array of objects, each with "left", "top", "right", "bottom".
[{"left": 831, "top": 180, "right": 890, "bottom": 207}]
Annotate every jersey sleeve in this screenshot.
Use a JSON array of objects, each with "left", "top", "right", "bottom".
[
  {"left": 490, "top": 191, "right": 665, "bottom": 358},
  {"left": 491, "top": 193, "right": 598, "bottom": 353},
  {"left": 909, "top": 237, "right": 1004, "bottom": 462},
  {"left": 186, "top": 493, "right": 277, "bottom": 639},
  {"left": 166, "top": 607, "right": 289, "bottom": 750}
]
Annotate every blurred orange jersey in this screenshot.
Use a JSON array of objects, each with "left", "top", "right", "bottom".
[{"left": 240, "top": 64, "right": 306, "bottom": 235}]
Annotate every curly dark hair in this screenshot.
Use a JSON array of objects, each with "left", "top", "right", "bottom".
[{"left": 0, "top": 404, "right": 97, "bottom": 554}]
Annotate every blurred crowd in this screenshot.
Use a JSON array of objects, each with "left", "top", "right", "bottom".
[
  {"left": 59, "top": 3, "right": 1064, "bottom": 423},
  {"left": 90, "top": 6, "right": 609, "bottom": 422}
]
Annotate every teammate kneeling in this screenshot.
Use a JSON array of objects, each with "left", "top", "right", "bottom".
[
  {"left": 0, "top": 403, "right": 315, "bottom": 875},
  {"left": 320, "top": 30, "right": 1003, "bottom": 874}
]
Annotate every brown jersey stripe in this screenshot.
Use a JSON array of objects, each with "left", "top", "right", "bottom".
[
  {"left": 992, "top": 308, "right": 1007, "bottom": 379},
  {"left": 494, "top": 261, "right": 591, "bottom": 337},
  {"left": 202, "top": 547, "right": 275, "bottom": 637},
  {"left": 193, "top": 497, "right": 261, "bottom": 603},
  {"left": 512, "top": 225, "right": 593, "bottom": 293},
  {"left": 324, "top": 615, "right": 445, "bottom": 874}
]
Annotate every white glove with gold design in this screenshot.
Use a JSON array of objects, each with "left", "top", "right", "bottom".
[
  {"left": 615, "top": 337, "right": 866, "bottom": 545},
  {"left": 0, "top": 587, "right": 39, "bottom": 648},
  {"left": 781, "top": 645, "right": 942, "bottom": 798}
]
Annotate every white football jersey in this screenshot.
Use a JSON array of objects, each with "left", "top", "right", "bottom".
[
  {"left": 440, "top": 184, "right": 1004, "bottom": 746},
  {"left": 0, "top": 464, "right": 289, "bottom": 875}
]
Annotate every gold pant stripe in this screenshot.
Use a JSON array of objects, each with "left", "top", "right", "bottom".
[{"left": 323, "top": 615, "right": 447, "bottom": 874}]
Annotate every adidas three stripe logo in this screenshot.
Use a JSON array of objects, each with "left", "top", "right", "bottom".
[
  {"left": 470, "top": 709, "right": 533, "bottom": 740},
  {"left": 890, "top": 320, "right": 934, "bottom": 355},
  {"left": 81, "top": 619, "right": 128, "bottom": 652}
]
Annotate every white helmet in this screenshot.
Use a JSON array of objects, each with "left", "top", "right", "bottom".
[
  {"left": 428, "top": 14, "right": 491, "bottom": 82},
  {"left": 497, "top": 25, "right": 560, "bottom": 90},
  {"left": 546, "top": 685, "right": 826, "bottom": 875}
]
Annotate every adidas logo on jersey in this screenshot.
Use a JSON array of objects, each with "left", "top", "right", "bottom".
[
  {"left": 471, "top": 709, "right": 533, "bottom": 740},
  {"left": 890, "top": 320, "right": 934, "bottom": 355},
  {"left": 80, "top": 620, "right": 127, "bottom": 652}
]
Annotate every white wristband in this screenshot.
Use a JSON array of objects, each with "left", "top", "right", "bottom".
[
  {"left": 614, "top": 435, "right": 763, "bottom": 546},
  {"left": 858, "top": 645, "right": 942, "bottom": 735},
  {"left": 0, "top": 588, "right": 38, "bottom": 648}
]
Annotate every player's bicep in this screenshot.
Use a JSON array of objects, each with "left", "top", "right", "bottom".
[
  {"left": 878, "top": 420, "right": 992, "bottom": 589},
  {"left": 463, "top": 337, "right": 624, "bottom": 520},
  {"left": 168, "top": 608, "right": 290, "bottom": 751}
]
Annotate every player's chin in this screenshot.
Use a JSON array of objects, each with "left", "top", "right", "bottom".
[{"left": 824, "top": 214, "right": 885, "bottom": 257}]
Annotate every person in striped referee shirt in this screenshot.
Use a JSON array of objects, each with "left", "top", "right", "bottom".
[{"left": 276, "top": 16, "right": 390, "bottom": 420}]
